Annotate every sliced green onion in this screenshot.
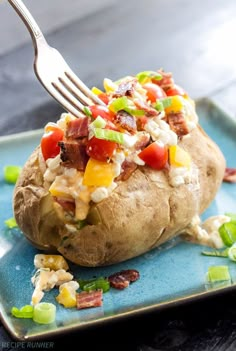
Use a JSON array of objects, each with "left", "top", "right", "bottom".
[
  {"left": 3, "top": 165, "right": 22, "bottom": 184},
  {"left": 136, "top": 70, "right": 162, "bottom": 84},
  {"left": 125, "top": 108, "right": 145, "bottom": 116},
  {"left": 83, "top": 278, "right": 110, "bottom": 293},
  {"left": 219, "top": 222, "right": 236, "bottom": 247},
  {"left": 4, "top": 217, "right": 18, "bottom": 229},
  {"left": 11, "top": 305, "right": 34, "bottom": 319},
  {"left": 201, "top": 248, "right": 229, "bottom": 257},
  {"left": 154, "top": 97, "right": 172, "bottom": 112},
  {"left": 33, "top": 302, "right": 56, "bottom": 324},
  {"left": 91, "top": 116, "right": 107, "bottom": 128},
  {"left": 206, "top": 265, "right": 231, "bottom": 283},
  {"left": 228, "top": 244, "right": 236, "bottom": 262},
  {"left": 93, "top": 128, "right": 125, "bottom": 144},
  {"left": 79, "top": 277, "right": 110, "bottom": 293},
  {"left": 83, "top": 106, "right": 92, "bottom": 117},
  {"left": 154, "top": 101, "right": 164, "bottom": 112},
  {"left": 109, "top": 96, "right": 129, "bottom": 113}
]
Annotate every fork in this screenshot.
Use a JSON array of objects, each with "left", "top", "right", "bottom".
[{"left": 8, "top": 0, "right": 105, "bottom": 118}]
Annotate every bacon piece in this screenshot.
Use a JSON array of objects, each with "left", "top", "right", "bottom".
[
  {"left": 134, "top": 132, "right": 150, "bottom": 150},
  {"left": 133, "top": 98, "right": 159, "bottom": 117},
  {"left": 66, "top": 117, "right": 89, "bottom": 139},
  {"left": 167, "top": 112, "right": 189, "bottom": 137},
  {"left": 54, "top": 197, "right": 75, "bottom": 214},
  {"left": 76, "top": 290, "right": 103, "bottom": 309},
  {"left": 113, "top": 110, "right": 137, "bottom": 134},
  {"left": 155, "top": 69, "right": 175, "bottom": 91},
  {"left": 108, "top": 269, "right": 140, "bottom": 290},
  {"left": 223, "top": 168, "right": 236, "bottom": 183},
  {"left": 59, "top": 140, "right": 89, "bottom": 171},
  {"left": 115, "top": 160, "right": 137, "bottom": 181},
  {"left": 112, "top": 78, "right": 137, "bottom": 98}
]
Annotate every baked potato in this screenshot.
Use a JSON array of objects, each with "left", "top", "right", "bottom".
[{"left": 13, "top": 69, "right": 226, "bottom": 267}]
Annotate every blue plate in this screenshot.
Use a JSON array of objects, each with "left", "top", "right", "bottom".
[{"left": 0, "top": 98, "right": 236, "bottom": 341}]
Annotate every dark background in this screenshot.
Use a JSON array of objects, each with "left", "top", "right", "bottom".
[{"left": 1, "top": 0, "right": 236, "bottom": 349}]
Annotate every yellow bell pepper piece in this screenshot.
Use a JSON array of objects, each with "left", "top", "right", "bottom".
[
  {"left": 169, "top": 145, "right": 191, "bottom": 169},
  {"left": 91, "top": 86, "right": 103, "bottom": 95},
  {"left": 103, "top": 78, "right": 117, "bottom": 93},
  {"left": 165, "top": 95, "right": 185, "bottom": 114},
  {"left": 83, "top": 158, "right": 115, "bottom": 187},
  {"left": 56, "top": 286, "right": 76, "bottom": 308}
]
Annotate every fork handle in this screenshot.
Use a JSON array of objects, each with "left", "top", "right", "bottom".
[{"left": 8, "top": 0, "right": 47, "bottom": 53}]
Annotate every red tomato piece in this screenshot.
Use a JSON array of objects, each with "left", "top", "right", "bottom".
[
  {"left": 166, "top": 84, "right": 187, "bottom": 97},
  {"left": 89, "top": 105, "right": 114, "bottom": 121},
  {"left": 138, "top": 142, "right": 168, "bottom": 170},
  {"left": 86, "top": 136, "right": 117, "bottom": 162},
  {"left": 142, "top": 83, "right": 166, "bottom": 103},
  {"left": 98, "top": 93, "right": 109, "bottom": 105},
  {"left": 41, "top": 125, "right": 64, "bottom": 161}
]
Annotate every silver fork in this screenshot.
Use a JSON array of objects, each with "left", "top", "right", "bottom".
[{"left": 8, "top": 0, "right": 105, "bottom": 118}]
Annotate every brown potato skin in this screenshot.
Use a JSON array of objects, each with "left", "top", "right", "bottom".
[{"left": 13, "top": 125, "right": 226, "bottom": 267}]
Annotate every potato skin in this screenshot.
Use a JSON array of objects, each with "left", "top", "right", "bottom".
[{"left": 13, "top": 125, "right": 226, "bottom": 267}]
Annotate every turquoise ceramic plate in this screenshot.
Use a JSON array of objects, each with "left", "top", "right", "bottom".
[{"left": 0, "top": 98, "right": 236, "bottom": 341}]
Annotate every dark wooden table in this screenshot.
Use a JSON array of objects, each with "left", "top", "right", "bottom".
[{"left": 1, "top": 0, "right": 236, "bottom": 349}]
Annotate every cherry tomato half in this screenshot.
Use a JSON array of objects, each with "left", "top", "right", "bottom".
[
  {"left": 138, "top": 142, "right": 168, "bottom": 170},
  {"left": 86, "top": 136, "right": 117, "bottom": 162},
  {"left": 142, "top": 83, "right": 166, "bottom": 103},
  {"left": 41, "top": 124, "right": 64, "bottom": 161},
  {"left": 166, "top": 84, "right": 187, "bottom": 97},
  {"left": 89, "top": 105, "right": 114, "bottom": 121}
]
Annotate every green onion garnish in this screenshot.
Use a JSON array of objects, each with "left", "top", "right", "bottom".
[
  {"left": 33, "top": 302, "right": 56, "bottom": 324},
  {"left": 3, "top": 165, "right": 22, "bottom": 184},
  {"left": 201, "top": 248, "right": 229, "bottom": 257},
  {"left": 91, "top": 116, "right": 107, "bottom": 128},
  {"left": 11, "top": 305, "right": 34, "bottom": 319},
  {"left": 228, "top": 244, "right": 236, "bottom": 262},
  {"left": 4, "top": 217, "right": 18, "bottom": 229},
  {"left": 93, "top": 128, "right": 125, "bottom": 144},
  {"left": 78, "top": 277, "right": 110, "bottom": 293},
  {"left": 219, "top": 222, "right": 236, "bottom": 247},
  {"left": 83, "top": 106, "right": 92, "bottom": 117},
  {"left": 136, "top": 70, "right": 162, "bottom": 84},
  {"left": 109, "top": 96, "right": 129, "bottom": 113},
  {"left": 206, "top": 265, "right": 231, "bottom": 283}
]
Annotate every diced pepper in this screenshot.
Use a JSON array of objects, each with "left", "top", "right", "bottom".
[
  {"left": 103, "top": 78, "right": 117, "bottom": 93},
  {"left": 56, "top": 286, "right": 77, "bottom": 308},
  {"left": 164, "top": 95, "right": 185, "bottom": 114},
  {"left": 169, "top": 145, "right": 191, "bottom": 169},
  {"left": 91, "top": 86, "right": 103, "bottom": 95},
  {"left": 83, "top": 158, "right": 115, "bottom": 187}
]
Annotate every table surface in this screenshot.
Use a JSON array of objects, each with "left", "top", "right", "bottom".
[{"left": 1, "top": 0, "right": 236, "bottom": 350}]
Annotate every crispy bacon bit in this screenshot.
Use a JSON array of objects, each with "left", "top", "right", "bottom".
[
  {"left": 133, "top": 98, "right": 159, "bottom": 117},
  {"left": 223, "top": 168, "right": 236, "bottom": 183},
  {"left": 134, "top": 132, "right": 150, "bottom": 150},
  {"left": 167, "top": 112, "right": 189, "bottom": 137},
  {"left": 113, "top": 110, "right": 137, "bottom": 134},
  {"left": 59, "top": 140, "right": 89, "bottom": 171},
  {"left": 66, "top": 117, "right": 89, "bottom": 139},
  {"left": 54, "top": 197, "right": 75, "bottom": 214},
  {"left": 108, "top": 269, "right": 140, "bottom": 290},
  {"left": 112, "top": 78, "right": 137, "bottom": 98},
  {"left": 76, "top": 290, "right": 103, "bottom": 309},
  {"left": 115, "top": 160, "right": 137, "bottom": 181},
  {"left": 155, "top": 69, "right": 175, "bottom": 91}
]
